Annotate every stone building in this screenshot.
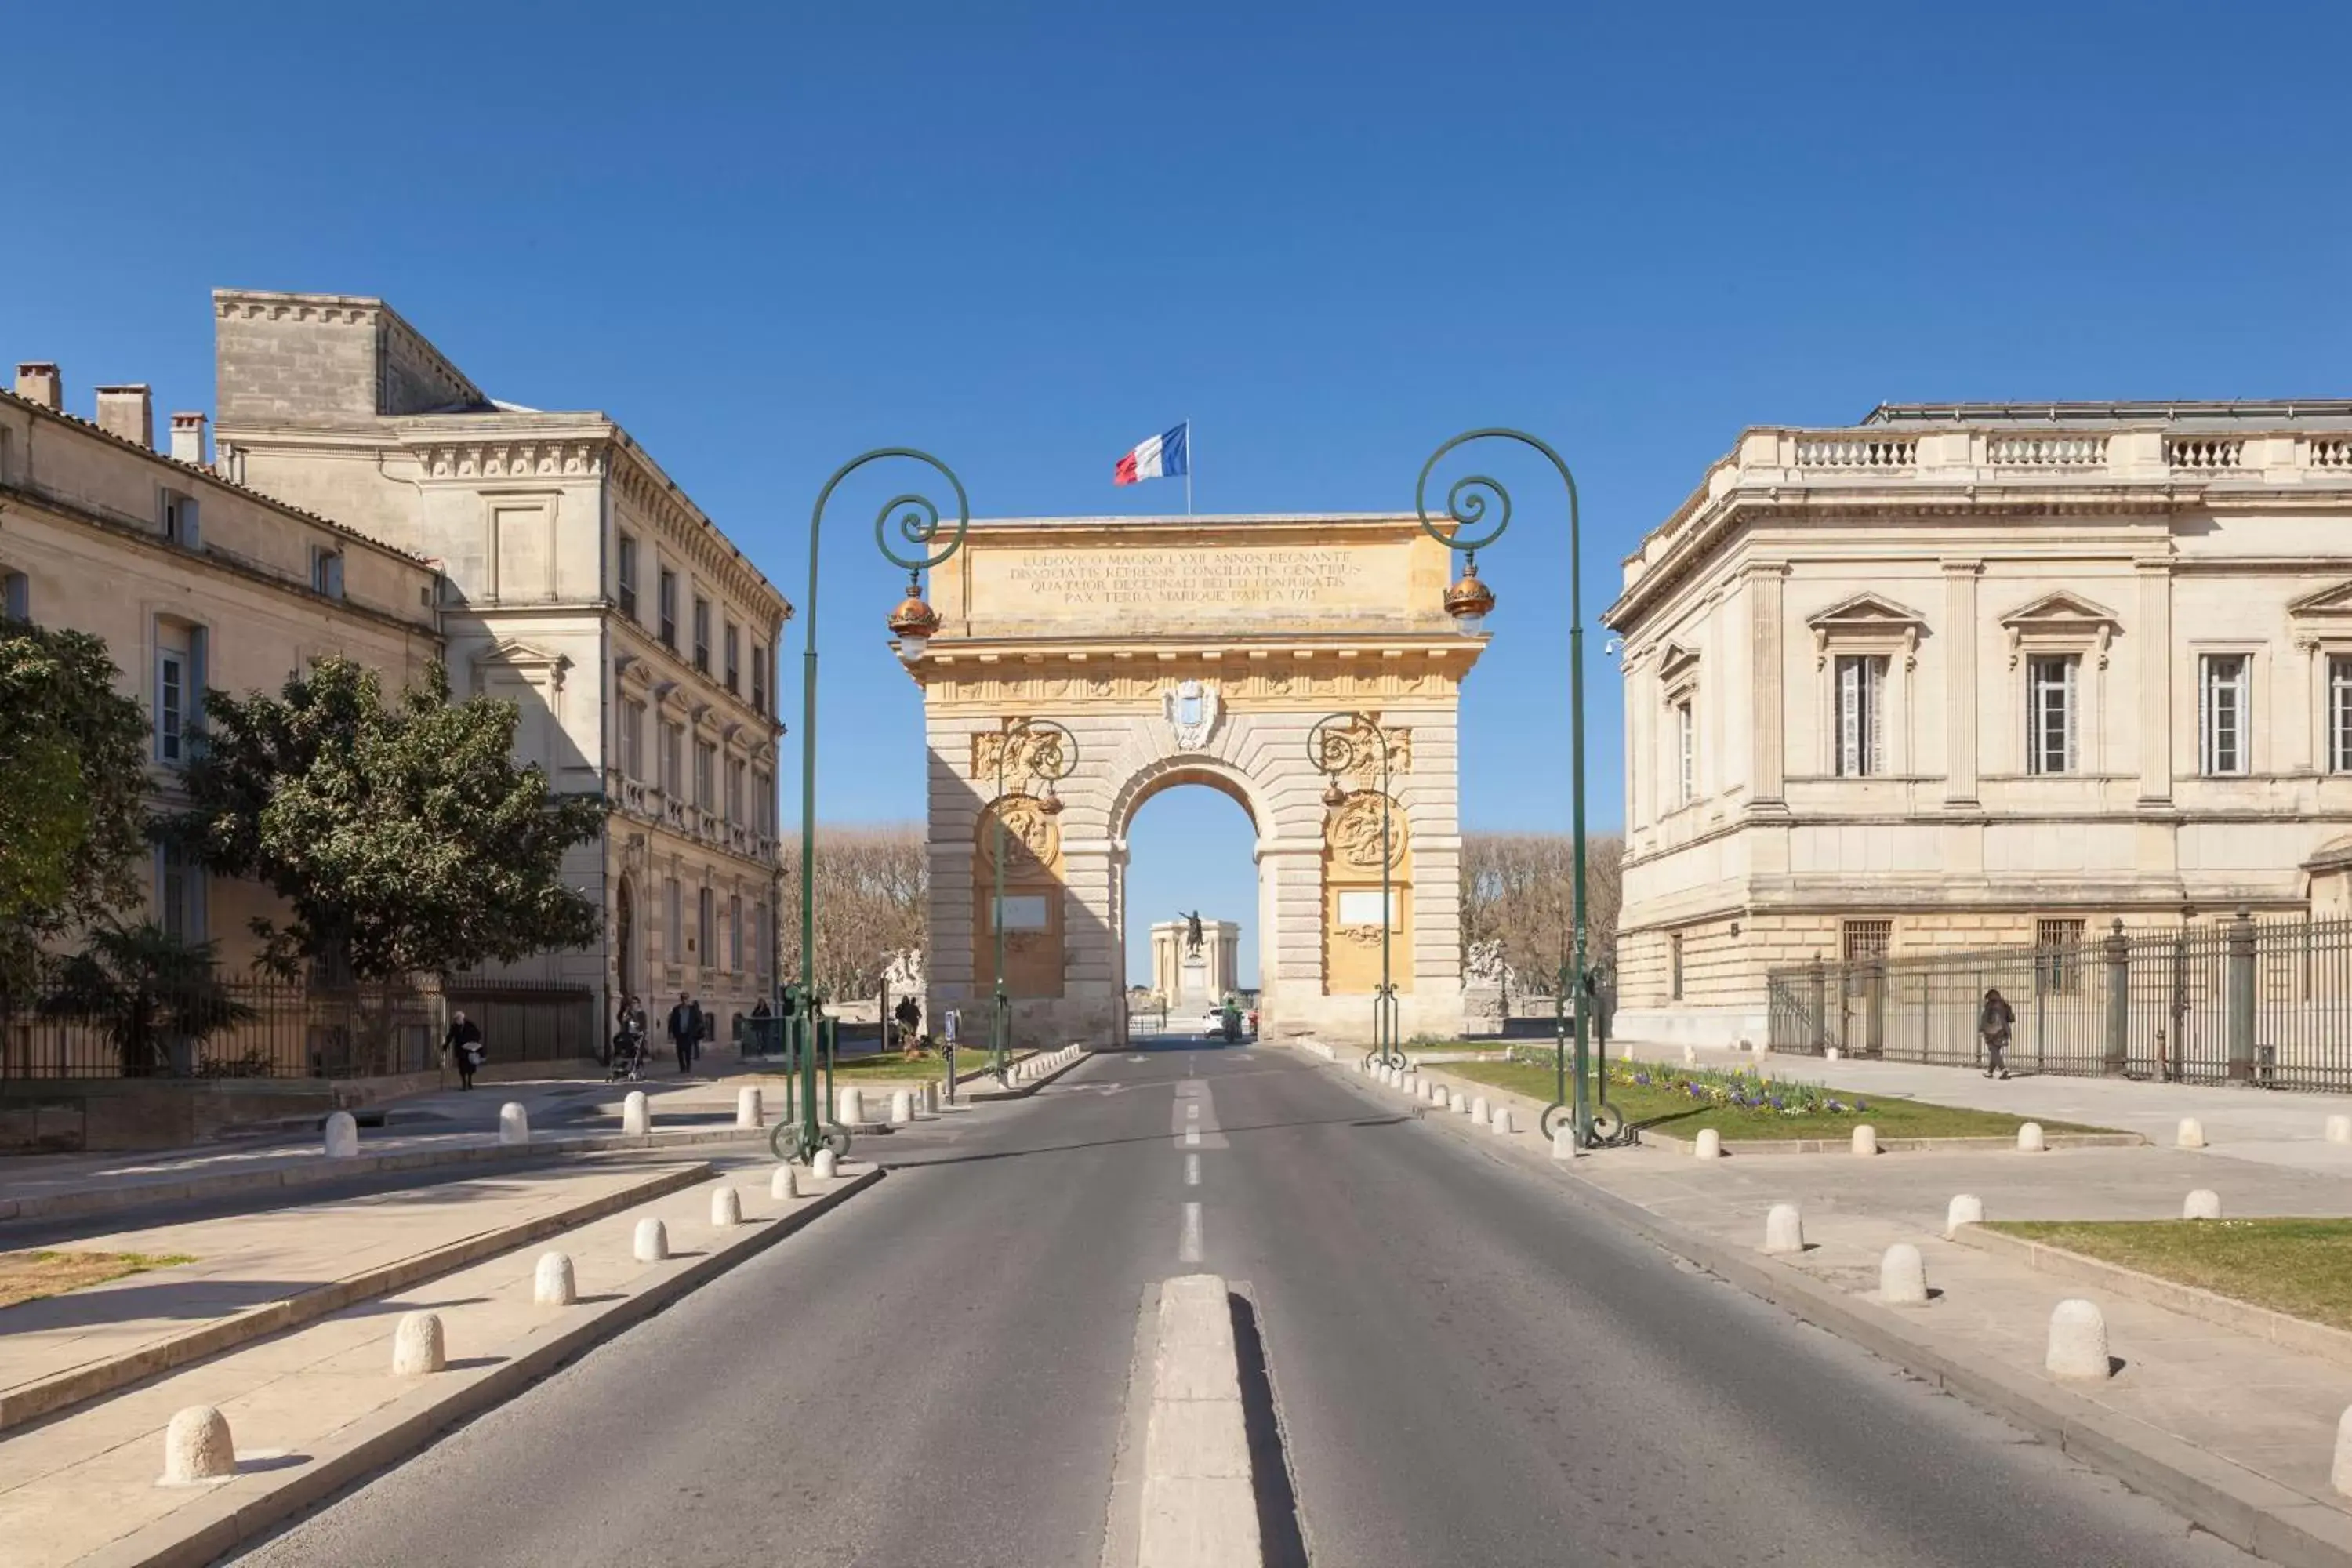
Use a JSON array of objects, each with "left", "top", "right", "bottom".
[
  {"left": 1148, "top": 918, "right": 1241, "bottom": 1009},
  {"left": 209, "top": 292, "right": 789, "bottom": 1043},
  {"left": 0, "top": 363, "right": 442, "bottom": 971},
  {"left": 1606, "top": 401, "right": 2352, "bottom": 1047}
]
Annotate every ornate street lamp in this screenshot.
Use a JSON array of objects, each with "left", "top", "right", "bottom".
[
  {"left": 982, "top": 718, "right": 1079, "bottom": 1085},
  {"left": 1417, "top": 430, "right": 1613, "bottom": 1148},
  {"left": 1309, "top": 711, "right": 1404, "bottom": 1069},
  {"left": 783, "top": 449, "right": 969, "bottom": 1163}
]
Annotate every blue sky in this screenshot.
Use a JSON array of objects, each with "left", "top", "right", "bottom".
[{"left": 11, "top": 2, "right": 2351, "bottom": 987}]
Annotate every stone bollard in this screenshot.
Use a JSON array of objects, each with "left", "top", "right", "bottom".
[
  {"left": 1400, "top": 1072, "right": 1417, "bottom": 1096},
  {"left": 1694, "top": 1128, "right": 1723, "bottom": 1161},
  {"left": 1851, "top": 1124, "right": 1878, "bottom": 1157},
  {"left": 1762, "top": 1203, "right": 1805, "bottom": 1255},
  {"left": 2183, "top": 1189, "right": 2222, "bottom": 1220},
  {"left": 736, "top": 1087, "right": 763, "bottom": 1130},
  {"left": 161, "top": 1405, "right": 236, "bottom": 1484},
  {"left": 2177, "top": 1117, "right": 2206, "bottom": 1150},
  {"left": 890, "top": 1091, "right": 914, "bottom": 1126},
  {"left": 839, "top": 1086, "right": 866, "bottom": 1125},
  {"left": 771, "top": 1163, "right": 800, "bottom": 1200},
  {"left": 812, "top": 1148, "right": 838, "bottom": 1181},
  {"left": 1451, "top": 1093, "right": 1469, "bottom": 1115},
  {"left": 391, "top": 1311, "right": 446, "bottom": 1375},
  {"left": 533, "top": 1250, "right": 576, "bottom": 1306},
  {"left": 1491, "top": 1105, "right": 1515, "bottom": 1136},
  {"left": 2017, "top": 1121, "right": 2045, "bottom": 1153},
  {"left": 1880, "top": 1243, "right": 1929, "bottom": 1306},
  {"left": 1552, "top": 1123, "right": 1577, "bottom": 1161},
  {"left": 1469, "top": 1096, "right": 1490, "bottom": 1126},
  {"left": 710, "top": 1186, "right": 743, "bottom": 1227},
  {"left": 2046, "top": 1298, "right": 2111, "bottom": 1379},
  {"left": 323, "top": 1110, "right": 358, "bottom": 1159},
  {"left": 2330, "top": 1115, "right": 2352, "bottom": 1146},
  {"left": 1825, "top": 1047, "right": 1842, "bottom": 1062},
  {"left": 924, "top": 1081, "right": 940, "bottom": 1114},
  {"left": 2333, "top": 1406, "right": 2352, "bottom": 1497},
  {"left": 633, "top": 1218, "right": 669, "bottom": 1262},
  {"left": 1682, "top": 1044, "right": 1697, "bottom": 1065},
  {"left": 498, "top": 1102, "right": 530, "bottom": 1145},
  {"left": 1945, "top": 1194, "right": 1985, "bottom": 1239},
  {"left": 1430, "top": 1081, "right": 1448, "bottom": 1106},
  {"left": 622, "top": 1091, "right": 650, "bottom": 1136}
]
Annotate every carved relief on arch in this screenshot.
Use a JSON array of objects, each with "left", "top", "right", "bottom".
[
  {"left": 1325, "top": 791, "right": 1407, "bottom": 870},
  {"left": 977, "top": 793, "right": 1062, "bottom": 873}
]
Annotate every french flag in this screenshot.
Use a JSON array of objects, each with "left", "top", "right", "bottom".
[{"left": 1113, "top": 422, "right": 1189, "bottom": 486}]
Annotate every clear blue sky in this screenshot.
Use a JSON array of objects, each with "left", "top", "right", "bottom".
[{"left": 12, "top": 2, "right": 2350, "bottom": 989}]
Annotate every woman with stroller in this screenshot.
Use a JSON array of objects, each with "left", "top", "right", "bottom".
[{"left": 611, "top": 994, "right": 649, "bottom": 1082}]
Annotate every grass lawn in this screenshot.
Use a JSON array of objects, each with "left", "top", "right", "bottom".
[
  {"left": 1985, "top": 1218, "right": 2352, "bottom": 1334},
  {"left": 1440, "top": 1060, "right": 2109, "bottom": 1141},
  {"left": 0, "top": 1250, "right": 196, "bottom": 1310}
]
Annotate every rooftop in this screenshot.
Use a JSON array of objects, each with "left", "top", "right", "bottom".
[{"left": 1864, "top": 400, "right": 2352, "bottom": 430}]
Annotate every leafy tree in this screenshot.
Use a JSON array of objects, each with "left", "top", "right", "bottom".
[
  {"left": 0, "top": 622, "right": 151, "bottom": 998},
  {"left": 168, "top": 657, "right": 605, "bottom": 983},
  {"left": 41, "top": 923, "right": 255, "bottom": 1076}
]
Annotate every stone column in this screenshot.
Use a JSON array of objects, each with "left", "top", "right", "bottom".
[
  {"left": 2136, "top": 559, "right": 2173, "bottom": 801},
  {"left": 1942, "top": 561, "right": 1981, "bottom": 806},
  {"left": 1746, "top": 563, "right": 1789, "bottom": 809},
  {"left": 1258, "top": 839, "right": 1324, "bottom": 1036},
  {"left": 1058, "top": 840, "right": 1120, "bottom": 1042}
]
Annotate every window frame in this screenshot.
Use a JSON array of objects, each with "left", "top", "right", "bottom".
[
  {"left": 1833, "top": 652, "right": 1888, "bottom": 778},
  {"left": 658, "top": 568, "right": 678, "bottom": 649},
  {"left": 2198, "top": 651, "right": 2252, "bottom": 778},
  {"left": 2, "top": 569, "right": 27, "bottom": 622},
  {"left": 161, "top": 488, "right": 201, "bottom": 549},
  {"left": 751, "top": 641, "right": 767, "bottom": 714},
  {"left": 2025, "top": 654, "right": 2080, "bottom": 776},
  {"left": 1668, "top": 931, "right": 1684, "bottom": 1000},
  {"left": 724, "top": 622, "right": 740, "bottom": 696},
  {"left": 697, "top": 885, "right": 715, "bottom": 960},
  {"left": 695, "top": 739, "right": 715, "bottom": 811},
  {"left": 2329, "top": 653, "right": 2352, "bottom": 775},
  {"left": 310, "top": 546, "right": 345, "bottom": 600},
  {"left": 1675, "top": 699, "right": 1696, "bottom": 805},
  {"left": 616, "top": 533, "right": 639, "bottom": 622},
  {"left": 692, "top": 597, "right": 711, "bottom": 675},
  {"left": 665, "top": 876, "right": 682, "bottom": 958}
]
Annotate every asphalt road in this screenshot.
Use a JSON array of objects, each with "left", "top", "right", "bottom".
[{"left": 229, "top": 1040, "right": 2250, "bottom": 1568}]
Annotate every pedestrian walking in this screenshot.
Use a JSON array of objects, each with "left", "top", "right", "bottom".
[
  {"left": 1978, "top": 986, "right": 2015, "bottom": 1079},
  {"left": 445, "top": 1010, "right": 485, "bottom": 1090},
  {"left": 667, "top": 992, "right": 699, "bottom": 1076}
]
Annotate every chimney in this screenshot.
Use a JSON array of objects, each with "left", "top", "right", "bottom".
[
  {"left": 13, "top": 362, "right": 62, "bottom": 410},
  {"left": 169, "top": 411, "right": 209, "bottom": 466},
  {"left": 94, "top": 385, "right": 154, "bottom": 449}
]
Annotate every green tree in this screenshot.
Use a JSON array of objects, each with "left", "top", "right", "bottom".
[
  {"left": 0, "top": 622, "right": 151, "bottom": 998},
  {"left": 168, "top": 657, "right": 605, "bottom": 982},
  {"left": 40, "top": 923, "right": 255, "bottom": 1076}
]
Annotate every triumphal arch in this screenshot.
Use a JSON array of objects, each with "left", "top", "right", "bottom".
[{"left": 902, "top": 514, "right": 1486, "bottom": 1049}]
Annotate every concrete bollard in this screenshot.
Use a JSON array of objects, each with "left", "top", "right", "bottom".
[
  {"left": 890, "top": 1090, "right": 913, "bottom": 1126},
  {"left": 1491, "top": 1105, "right": 1515, "bottom": 1136},
  {"left": 633, "top": 1218, "right": 669, "bottom": 1262},
  {"left": 2177, "top": 1117, "right": 2206, "bottom": 1150},
  {"left": 923, "top": 1081, "right": 940, "bottom": 1113},
  {"left": 498, "top": 1102, "right": 530, "bottom": 1145},
  {"left": 533, "top": 1250, "right": 576, "bottom": 1305},
  {"left": 1825, "top": 1047, "right": 1842, "bottom": 1062},
  {"left": 1451, "top": 1093, "right": 1469, "bottom": 1115},
  {"left": 1430, "top": 1080, "right": 1448, "bottom": 1106},
  {"left": 812, "top": 1148, "right": 838, "bottom": 1181},
  {"left": 391, "top": 1311, "right": 446, "bottom": 1375},
  {"left": 2046, "top": 1298, "right": 2111, "bottom": 1379},
  {"left": 1880, "top": 1243, "right": 1929, "bottom": 1306},
  {"left": 2330, "top": 1115, "right": 2352, "bottom": 1145},
  {"left": 1469, "top": 1096, "right": 1490, "bottom": 1126},
  {"left": 2017, "top": 1121, "right": 2045, "bottom": 1153},
  {"left": 771, "top": 1164, "right": 800, "bottom": 1200},
  {"left": 1682, "top": 1044, "right": 1697, "bottom": 1065},
  {"left": 839, "top": 1086, "right": 866, "bottom": 1125},
  {"left": 1945, "top": 1193, "right": 1985, "bottom": 1238},
  {"left": 1851, "top": 1124, "right": 1878, "bottom": 1157},
  {"left": 2183, "top": 1188, "right": 2222, "bottom": 1220},
  {"left": 710, "top": 1186, "right": 743, "bottom": 1227},
  {"left": 323, "top": 1110, "right": 358, "bottom": 1159},
  {"left": 736, "top": 1087, "right": 763, "bottom": 1130},
  {"left": 161, "top": 1405, "right": 236, "bottom": 1484},
  {"left": 1400, "top": 1072, "right": 1417, "bottom": 1096},
  {"left": 622, "top": 1091, "right": 650, "bottom": 1136},
  {"left": 2333, "top": 1406, "right": 2352, "bottom": 1497},
  {"left": 1762, "top": 1203, "right": 1805, "bottom": 1255},
  {"left": 1552, "top": 1123, "right": 1577, "bottom": 1161},
  {"left": 1695, "top": 1128, "right": 1723, "bottom": 1160}
]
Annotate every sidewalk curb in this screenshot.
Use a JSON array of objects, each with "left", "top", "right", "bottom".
[
  {"left": 962, "top": 1048, "right": 1091, "bottom": 1102},
  {"left": 75, "top": 1164, "right": 886, "bottom": 1568},
  {"left": 1312, "top": 1047, "right": 2352, "bottom": 1568},
  {"left": 0, "top": 1163, "right": 713, "bottom": 1435},
  {"left": 1956, "top": 1224, "right": 2352, "bottom": 1374},
  {"left": 0, "top": 1127, "right": 767, "bottom": 1227}
]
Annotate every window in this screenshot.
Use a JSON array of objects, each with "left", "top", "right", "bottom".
[
  {"left": 616, "top": 534, "right": 639, "bottom": 621},
  {"left": 659, "top": 720, "right": 682, "bottom": 796},
  {"left": 154, "top": 621, "right": 204, "bottom": 765},
  {"left": 2026, "top": 655, "right": 2078, "bottom": 775},
  {"left": 697, "top": 886, "right": 715, "bottom": 959},
  {"left": 2331, "top": 656, "right": 2352, "bottom": 774},
  {"left": 162, "top": 489, "right": 200, "bottom": 548},
  {"left": 2035, "top": 917, "right": 2085, "bottom": 995},
  {"left": 692, "top": 597, "right": 711, "bottom": 675},
  {"left": 658, "top": 568, "right": 678, "bottom": 649},
  {"left": 2, "top": 570, "right": 27, "bottom": 622},
  {"left": 729, "top": 894, "right": 743, "bottom": 971},
  {"left": 1668, "top": 932, "right": 1684, "bottom": 1000},
  {"left": 621, "top": 699, "right": 646, "bottom": 780},
  {"left": 2200, "top": 654, "right": 2249, "bottom": 777},
  {"left": 155, "top": 842, "right": 206, "bottom": 942},
  {"left": 726, "top": 758, "right": 745, "bottom": 823},
  {"left": 1675, "top": 699, "right": 1696, "bottom": 805},
  {"left": 310, "top": 547, "right": 344, "bottom": 599},
  {"left": 724, "top": 623, "right": 740, "bottom": 696},
  {"left": 695, "top": 741, "right": 716, "bottom": 811},
  {"left": 665, "top": 877, "right": 681, "bottom": 957},
  {"left": 751, "top": 642, "right": 767, "bottom": 714},
  {"left": 1834, "top": 654, "right": 1886, "bottom": 777},
  {"left": 1842, "top": 919, "right": 1892, "bottom": 962},
  {"left": 753, "top": 768, "right": 772, "bottom": 834}
]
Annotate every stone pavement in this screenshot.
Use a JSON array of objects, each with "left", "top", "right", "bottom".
[{"left": 0, "top": 1155, "right": 872, "bottom": 1567}]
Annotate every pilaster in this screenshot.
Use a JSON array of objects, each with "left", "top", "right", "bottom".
[
  {"left": 1744, "top": 562, "right": 1790, "bottom": 808},
  {"left": 1941, "top": 561, "right": 1982, "bottom": 807},
  {"left": 2136, "top": 557, "right": 2174, "bottom": 803}
]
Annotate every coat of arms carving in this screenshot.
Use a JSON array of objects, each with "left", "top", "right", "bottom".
[{"left": 1162, "top": 679, "right": 1222, "bottom": 750}]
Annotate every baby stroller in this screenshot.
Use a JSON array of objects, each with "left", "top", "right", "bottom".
[{"left": 608, "top": 1027, "right": 648, "bottom": 1082}]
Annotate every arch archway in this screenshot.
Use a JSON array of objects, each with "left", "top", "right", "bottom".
[{"left": 909, "top": 514, "right": 1486, "bottom": 1050}]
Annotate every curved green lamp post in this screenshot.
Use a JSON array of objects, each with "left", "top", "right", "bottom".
[
  {"left": 984, "top": 718, "right": 1079, "bottom": 1084},
  {"left": 1308, "top": 711, "right": 1405, "bottom": 1069},
  {"left": 783, "top": 448, "right": 969, "bottom": 1163}
]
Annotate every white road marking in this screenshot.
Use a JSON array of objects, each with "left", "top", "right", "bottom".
[
  {"left": 1186, "top": 1102, "right": 1200, "bottom": 1120},
  {"left": 1185, "top": 1127, "right": 1200, "bottom": 1147},
  {"left": 1185, "top": 1153, "right": 1200, "bottom": 1186},
  {"left": 1179, "top": 1201, "right": 1204, "bottom": 1262}
]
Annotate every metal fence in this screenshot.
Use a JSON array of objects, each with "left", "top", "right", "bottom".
[
  {"left": 1766, "top": 913, "right": 2352, "bottom": 1091},
  {"left": 2, "top": 974, "right": 597, "bottom": 1082}
]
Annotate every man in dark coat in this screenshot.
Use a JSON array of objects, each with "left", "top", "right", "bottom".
[
  {"left": 1979, "top": 987, "right": 2016, "bottom": 1080},
  {"left": 667, "top": 992, "right": 699, "bottom": 1076}
]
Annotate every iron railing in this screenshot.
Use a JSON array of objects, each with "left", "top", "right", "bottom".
[{"left": 1767, "top": 911, "right": 2352, "bottom": 1090}]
